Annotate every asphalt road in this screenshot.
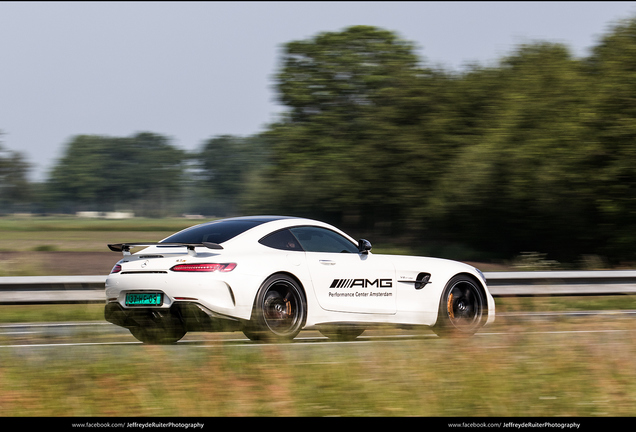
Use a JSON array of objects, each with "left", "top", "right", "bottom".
[{"left": 1, "top": 310, "right": 635, "bottom": 349}]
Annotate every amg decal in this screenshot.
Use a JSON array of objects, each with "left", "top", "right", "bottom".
[{"left": 330, "top": 278, "right": 393, "bottom": 288}]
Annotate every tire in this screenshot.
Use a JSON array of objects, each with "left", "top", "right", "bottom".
[
  {"left": 319, "top": 326, "right": 365, "bottom": 341},
  {"left": 243, "top": 274, "right": 307, "bottom": 342},
  {"left": 432, "top": 275, "right": 486, "bottom": 337},
  {"left": 128, "top": 310, "right": 186, "bottom": 344}
]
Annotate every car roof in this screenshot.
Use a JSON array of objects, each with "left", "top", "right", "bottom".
[
  {"left": 211, "top": 216, "right": 356, "bottom": 246},
  {"left": 161, "top": 215, "right": 339, "bottom": 245},
  {"left": 224, "top": 216, "right": 357, "bottom": 246},
  {"left": 146, "top": 215, "right": 357, "bottom": 254},
  {"left": 212, "top": 215, "right": 296, "bottom": 223}
]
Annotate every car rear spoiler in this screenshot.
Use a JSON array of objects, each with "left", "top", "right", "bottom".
[{"left": 108, "top": 242, "right": 223, "bottom": 256}]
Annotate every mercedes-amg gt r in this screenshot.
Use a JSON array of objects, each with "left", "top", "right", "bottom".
[{"left": 104, "top": 216, "right": 495, "bottom": 343}]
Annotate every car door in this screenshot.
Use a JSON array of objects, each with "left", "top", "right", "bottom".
[{"left": 289, "top": 226, "right": 396, "bottom": 314}]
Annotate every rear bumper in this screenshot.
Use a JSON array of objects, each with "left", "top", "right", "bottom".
[
  {"left": 104, "top": 301, "right": 242, "bottom": 333},
  {"left": 105, "top": 272, "right": 244, "bottom": 318}
]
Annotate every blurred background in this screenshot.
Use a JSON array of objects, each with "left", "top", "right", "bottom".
[{"left": 3, "top": 2, "right": 636, "bottom": 267}]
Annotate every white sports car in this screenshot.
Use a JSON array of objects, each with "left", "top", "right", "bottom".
[{"left": 105, "top": 216, "right": 495, "bottom": 344}]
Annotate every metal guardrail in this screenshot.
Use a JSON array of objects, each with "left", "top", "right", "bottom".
[
  {"left": 0, "top": 275, "right": 107, "bottom": 304},
  {"left": 1, "top": 271, "right": 636, "bottom": 304},
  {"left": 485, "top": 270, "right": 636, "bottom": 297}
]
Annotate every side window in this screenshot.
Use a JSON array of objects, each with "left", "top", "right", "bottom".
[
  {"left": 259, "top": 229, "right": 303, "bottom": 251},
  {"left": 289, "top": 226, "right": 359, "bottom": 253}
]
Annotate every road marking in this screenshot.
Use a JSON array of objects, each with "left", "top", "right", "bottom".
[
  {"left": 0, "top": 319, "right": 635, "bottom": 348},
  {"left": 8, "top": 327, "right": 621, "bottom": 349},
  {"left": 0, "top": 342, "right": 139, "bottom": 348},
  {"left": 0, "top": 331, "right": 40, "bottom": 335}
]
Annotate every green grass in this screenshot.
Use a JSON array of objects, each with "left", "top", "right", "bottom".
[
  {"left": 0, "top": 304, "right": 104, "bottom": 324},
  {"left": 0, "top": 216, "right": 199, "bottom": 252},
  {"left": 0, "top": 230, "right": 176, "bottom": 252},
  {"left": 0, "top": 216, "right": 197, "bottom": 232},
  {"left": 495, "top": 295, "right": 636, "bottom": 313},
  {"left": 0, "top": 319, "right": 635, "bottom": 416}
]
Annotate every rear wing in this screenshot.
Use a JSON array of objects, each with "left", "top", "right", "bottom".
[{"left": 108, "top": 242, "right": 223, "bottom": 256}]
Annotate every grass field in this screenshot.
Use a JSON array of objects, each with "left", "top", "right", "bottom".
[
  {"left": 1, "top": 318, "right": 635, "bottom": 417},
  {"left": 0, "top": 216, "right": 196, "bottom": 252},
  {"left": 0, "top": 216, "right": 195, "bottom": 232}
]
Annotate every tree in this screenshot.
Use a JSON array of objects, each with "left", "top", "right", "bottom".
[
  {"left": 0, "top": 130, "right": 32, "bottom": 210},
  {"left": 262, "top": 26, "right": 443, "bottom": 233},
  {"left": 48, "top": 132, "right": 186, "bottom": 216},
  {"left": 277, "top": 25, "right": 421, "bottom": 121},
  {"left": 192, "top": 134, "right": 271, "bottom": 216},
  {"left": 427, "top": 42, "right": 598, "bottom": 259},
  {"left": 584, "top": 16, "right": 636, "bottom": 259}
]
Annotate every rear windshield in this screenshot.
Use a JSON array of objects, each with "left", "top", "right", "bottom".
[{"left": 160, "top": 219, "right": 266, "bottom": 245}]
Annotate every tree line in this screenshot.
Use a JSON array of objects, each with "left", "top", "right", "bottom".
[{"left": 4, "top": 17, "right": 636, "bottom": 264}]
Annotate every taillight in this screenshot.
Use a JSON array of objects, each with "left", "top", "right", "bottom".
[
  {"left": 111, "top": 264, "right": 122, "bottom": 274},
  {"left": 170, "top": 263, "right": 236, "bottom": 272}
]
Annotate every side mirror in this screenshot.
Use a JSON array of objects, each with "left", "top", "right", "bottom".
[{"left": 358, "top": 239, "right": 372, "bottom": 254}]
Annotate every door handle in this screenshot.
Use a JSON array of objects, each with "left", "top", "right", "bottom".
[{"left": 319, "top": 260, "right": 336, "bottom": 266}]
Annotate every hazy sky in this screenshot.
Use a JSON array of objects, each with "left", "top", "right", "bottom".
[{"left": 2, "top": 1, "right": 636, "bottom": 181}]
